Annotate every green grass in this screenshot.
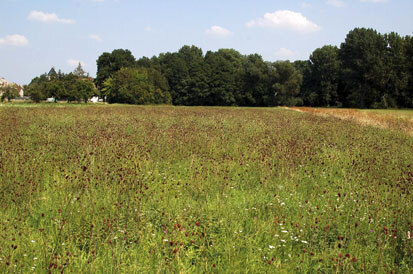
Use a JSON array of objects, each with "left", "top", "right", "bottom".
[
  {"left": 0, "top": 105, "right": 412, "bottom": 273},
  {"left": 359, "top": 108, "right": 413, "bottom": 118},
  {"left": 0, "top": 102, "right": 107, "bottom": 108}
]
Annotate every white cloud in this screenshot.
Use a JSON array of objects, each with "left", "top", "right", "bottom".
[
  {"left": 67, "top": 59, "right": 85, "bottom": 67},
  {"left": 28, "top": 10, "right": 75, "bottom": 24},
  {"left": 360, "top": 0, "right": 387, "bottom": 2},
  {"left": 275, "top": 48, "right": 296, "bottom": 60},
  {"left": 0, "top": 34, "right": 29, "bottom": 47},
  {"left": 246, "top": 10, "right": 320, "bottom": 32},
  {"left": 89, "top": 34, "right": 102, "bottom": 42},
  {"left": 205, "top": 26, "right": 232, "bottom": 37},
  {"left": 327, "top": 0, "right": 345, "bottom": 7}
]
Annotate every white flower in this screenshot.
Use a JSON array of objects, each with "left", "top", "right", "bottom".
[
  {"left": 31, "top": 240, "right": 35, "bottom": 243},
  {"left": 269, "top": 245, "right": 275, "bottom": 249},
  {"left": 281, "top": 230, "right": 288, "bottom": 233},
  {"left": 301, "top": 240, "right": 308, "bottom": 244}
]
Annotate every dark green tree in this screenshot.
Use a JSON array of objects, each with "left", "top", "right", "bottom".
[
  {"left": 239, "top": 54, "right": 270, "bottom": 106},
  {"left": 294, "top": 60, "right": 314, "bottom": 105},
  {"left": 25, "top": 74, "right": 49, "bottom": 102},
  {"left": 0, "top": 84, "right": 20, "bottom": 102},
  {"left": 270, "top": 61, "right": 303, "bottom": 106},
  {"left": 383, "top": 33, "right": 409, "bottom": 108},
  {"left": 180, "top": 46, "right": 210, "bottom": 105},
  {"left": 48, "top": 67, "right": 58, "bottom": 80},
  {"left": 62, "top": 73, "right": 80, "bottom": 102},
  {"left": 404, "top": 35, "right": 413, "bottom": 108},
  {"left": 95, "top": 49, "right": 136, "bottom": 90},
  {"left": 204, "top": 49, "right": 243, "bottom": 106},
  {"left": 339, "top": 28, "right": 387, "bottom": 108},
  {"left": 104, "top": 67, "right": 171, "bottom": 105},
  {"left": 309, "top": 45, "right": 341, "bottom": 106},
  {"left": 76, "top": 79, "right": 96, "bottom": 103},
  {"left": 46, "top": 80, "right": 65, "bottom": 101},
  {"left": 158, "top": 52, "right": 189, "bottom": 105}
]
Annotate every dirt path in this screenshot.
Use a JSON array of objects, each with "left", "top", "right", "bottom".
[{"left": 282, "top": 107, "right": 413, "bottom": 136}]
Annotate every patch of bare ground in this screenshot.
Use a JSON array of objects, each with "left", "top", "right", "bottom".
[{"left": 284, "top": 107, "right": 413, "bottom": 136}]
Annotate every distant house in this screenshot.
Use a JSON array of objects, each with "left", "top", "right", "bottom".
[{"left": 0, "top": 77, "right": 24, "bottom": 97}]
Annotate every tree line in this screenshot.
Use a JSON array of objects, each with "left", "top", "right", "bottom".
[
  {"left": 95, "top": 47, "right": 303, "bottom": 107},
  {"left": 24, "top": 27, "right": 413, "bottom": 108},
  {"left": 25, "top": 64, "right": 97, "bottom": 103},
  {"left": 297, "top": 28, "right": 413, "bottom": 108}
]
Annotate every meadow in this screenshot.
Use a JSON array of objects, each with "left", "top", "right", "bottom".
[{"left": 0, "top": 105, "right": 412, "bottom": 273}]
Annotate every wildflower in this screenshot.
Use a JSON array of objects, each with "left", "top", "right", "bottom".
[
  {"left": 352, "top": 257, "right": 358, "bottom": 263},
  {"left": 269, "top": 245, "right": 275, "bottom": 249},
  {"left": 301, "top": 240, "right": 308, "bottom": 244}
]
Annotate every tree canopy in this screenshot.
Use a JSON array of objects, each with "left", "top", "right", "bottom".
[
  {"left": 25, "top": 27, "right": 413, "bottom": 108},
  {"left": 103, "top": 67, "right": 171, "bottom": 105},
  {"left": 25, "top": 64, "right": 97, "bottom": 103},
  {"left": 0, "top": 84, "right": 20, "bottom": 102}
]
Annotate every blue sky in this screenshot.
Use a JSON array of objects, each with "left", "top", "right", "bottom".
[{"left": 1, "top": 0, "right": 412, "bottom": 84}]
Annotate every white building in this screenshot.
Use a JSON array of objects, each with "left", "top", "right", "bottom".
[
  {"left": 0, "top": 77, "right": 24, "bottom": 97},
  {"left": 90, "top": 96, "right": 99, "bottom": 103}
]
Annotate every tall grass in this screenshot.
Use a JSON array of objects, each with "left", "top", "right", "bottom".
[{"left": 0, "top": 105, "right": 412, "bottom": 272}]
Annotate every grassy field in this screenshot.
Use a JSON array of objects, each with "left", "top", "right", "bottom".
[
  {"left": 0, "top": 105, "right": 412, "bottom": 273},
  {"left": 288, "top": 107, "right": 413, "bottom": 136}
]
